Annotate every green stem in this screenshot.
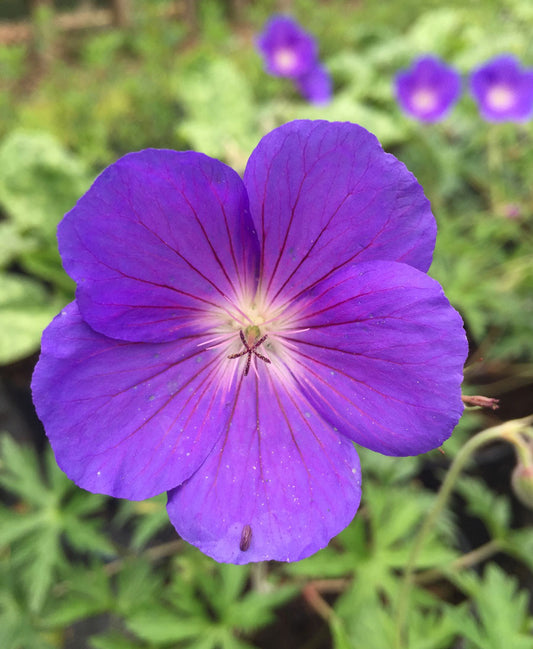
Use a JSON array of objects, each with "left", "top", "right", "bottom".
[
  {"left": 413, "top": 538, "right": 502, "bottom": 586},
  {"left": 393, "top": 416, "right": 533, "bottom": 649},
  {"left": 520, "top": 426, "right": 533, "bottom": 444},
  {"left": 487, "top": 125, "right": 504, "bottom": 212}
]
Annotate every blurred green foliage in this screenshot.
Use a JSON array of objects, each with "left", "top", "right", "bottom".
[
  {"left": 1, "top": 1, "right": 533, "bottom": 648},
  {"left": 1, "top": 0, "right": 532, "bottom": 362}
]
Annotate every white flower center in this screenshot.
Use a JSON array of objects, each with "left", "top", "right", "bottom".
[
  {"left": 207, "top": 292, "right": 302, "bottom": 383},
  {"left": 411, "top": 87, "right": 438, "bottom": 113},
  {"left": 486, "top": 84, "right": 516, "bottom": 112},
  {"left": 273, "top": 47, "right": 299, "bottom": 74}
]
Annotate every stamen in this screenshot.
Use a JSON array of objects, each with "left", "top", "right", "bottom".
[
  {"left": 227, "top": 349, "right": 249, "bottom": 359},
  {"left": 227, "top": 329, "right": 271, "bottom": 377},
  {"left": 253, "top": 351, "right": 271, "bottom": 364},
  {"left": 244, "top": 351, "right": 252, "bottom": 376}
]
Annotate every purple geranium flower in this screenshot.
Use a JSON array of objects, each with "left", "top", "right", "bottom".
[
  {"left": 257, "top": 15, "right": 318, "bottom": 78},
  {"left": 257, "top": 15, "right": 332, "bottom": 105},
  {"left": 32, "top": 120, "right": 467, "bottom": 564},
  {"left": 395, "top": 55, "right": 461, "bottom": 122},
  {"left": 470, "top": 54, "right": 533, "bottom": 122}
]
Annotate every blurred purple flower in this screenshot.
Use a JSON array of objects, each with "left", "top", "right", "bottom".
[
  {"left": 470, "top": 54, "right": 533, "bottom": 122},
  {"left": 395, "top": 55, "right": 461, "bottom": 122},
  {"left": 296, "top": 63, "right": 332, "bottom": 105},
  {"left": 257, "top": 15, "right": 332, "bottom": 104},
  {"left": 32, "top": 120, "right": 467, "bottom": 564},
  {"left": 257, "top": 15, "right": 317, "bottom": 78}
]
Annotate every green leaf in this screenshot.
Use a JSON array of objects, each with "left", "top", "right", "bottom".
[
  {"left": 90, "top": 632, "right": 143, "bottom": 649},
  {"left": 224, "top": 582, "right": 297, "bottom": 633},
  {"left": 126, "top": 608, "right": 207, "bottom": 644},
  {"left": 0, "top": 435, "right": 51, "bottom": 506},
  {"left": 0, "top": 222, "right": 32, "bottom": 269},
  {"left": 0, "top": 559, "right": 55, "bottom": 649},
  {"left": 451, "top": 564, "right": 533, "bottom": 649},
  {"left": 330, "top": 615, "right": 353, "bottom": 649},
  {"left": 116, "top": 495, "right": 170, "bottom": 550},
  {"left": 61, "top": 514, "right": 115, "bottom": 556},
  {"left": 336, "top": 585, "right": 395, "bottom": 649},
  {"left": 0, "top": 437, "right": 116, "bottom": 612},
  {"left": 175, "top": 59, "right": 258, "bottom": 171},
  {"left": 0, "top": 509, "right": 46, "bottom": 547},
  {"left": 455, "top": 475, "right": 511, "bottom": 539},
  {"left": 0, "top": 274, "right": 62, "bottom": 364},
  {"left": 25, "top": 527, "right": 62, "bottom": 613},
  {"left": 115, "top": 559, "right": 164, "bottom": 616},
  {"left": 42, "top": 563, "right": 112, "bottom": 627},
  {"left": 19, "top": 247, "right": 74, "bottom": 294},
  {"left": 504, "top": 528, "right": 533, "bottom": 574},
  {"left": 0, "top": 130, "right": 91, "bottom": 234}
]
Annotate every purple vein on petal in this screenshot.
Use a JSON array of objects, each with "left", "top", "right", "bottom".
[
  {"left": 75, "top": 231, "right": 248, "bottom": 328},
  {"left": 270, "top": 190, "right": 390, "bottom": 312},
  {"left": 280, "top": 335, "right": 444, "bottom": 366},
  {"left": 152, "top": 178, "right": 237, "bottom": 295},
  {"left": 129, "top": 362, "right": 230, "bottom": 485},
  {"left": 265, "top": 146, "right": 374, "bottom": 304},
  {"left": 262, "top": 128, "right": 345, "bottom": 300},
  {"left": 289, "top": 348, "right": 443, "bottom": 413}
]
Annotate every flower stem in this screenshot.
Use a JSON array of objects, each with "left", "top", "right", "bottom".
[
  {"left": 413, "top": 538, "right": 502, "bottom": 586},
  {"left": 393, "top": 415, "right": 533, "bottom": 649},
  {"left": 487, "top": 125, "right": 504, "bottom": 212}
]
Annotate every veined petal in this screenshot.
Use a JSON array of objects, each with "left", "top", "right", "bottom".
[
  {"left": 243, "top": 120, "right": 435, "bottom": 309},
  {"left": 31, "top": 302, "right": 233, "bottom": 500},
  {"left": 166, "top": 364, "right": 361, "bottom": 564},
  {"left": 284, "top": 261, "right": 467, "bottom": 456},
  {"left": 59, "top": 149, "right": 260, "bottom": 343}
]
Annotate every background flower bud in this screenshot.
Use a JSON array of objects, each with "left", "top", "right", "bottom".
[{"left": 512, "top": 462, "right": 533, "bottom": 509}]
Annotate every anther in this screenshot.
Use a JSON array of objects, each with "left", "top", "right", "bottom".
[{"left": 228, "top": 329, "right": 271, "bottom": 376}]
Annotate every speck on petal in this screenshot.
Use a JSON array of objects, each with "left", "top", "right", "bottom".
[
  {"left": 31, "top": 302, "right": 234, "bottom": 500},
  {"left": 284, "top": 260, "right": 468, "bottom": 456},
  {"left": 58, "top": 149, "right": 260, "bottom": 343},
  {"left": 166, "top": 363, "right": 361, "bottom": 564},
  {"left": 243, "top": 120, "right": 436, "bottom": 310}
]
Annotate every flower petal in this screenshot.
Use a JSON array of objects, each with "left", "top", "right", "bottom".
[
  {"left": 59, "top": 149, "right": 259, "bottom": 343},
  {"left": 295, "top": 64, "right": 332, "bottom": 105},
  {"left": 31, "top": 302, "right": 233, "bottom": 500},
  {"left": 166, "top": 365, "right": 361, "bottom": 564},
  {"left": 284, "top": 261, "right": 467, "bottom": 456},
  {"left": 243, "top": 120, "right": 435, "bottom": 309}
]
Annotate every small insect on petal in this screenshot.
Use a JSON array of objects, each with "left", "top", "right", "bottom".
[{"left": 240, "top": 524, "right": 252, "bottom": 551}]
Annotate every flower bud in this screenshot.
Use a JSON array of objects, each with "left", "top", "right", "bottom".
[{"left": 512, "top": 463, "right": 533, "bottom": 509}]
